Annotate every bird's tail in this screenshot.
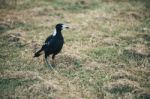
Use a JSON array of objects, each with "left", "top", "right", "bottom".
[
  {"left": 34, "top": 46, "right": 44, "bottom": 57},
  {"left": 34, "top": 50, "right": 42, "bottom": 57}
]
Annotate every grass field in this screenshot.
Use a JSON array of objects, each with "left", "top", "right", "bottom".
[{"left": 0, "top": 0, "right": 150, "bottom": 99}]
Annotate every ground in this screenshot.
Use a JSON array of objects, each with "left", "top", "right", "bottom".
[{"left": 0, "top": 0, "right": 150, "bottom": 99}]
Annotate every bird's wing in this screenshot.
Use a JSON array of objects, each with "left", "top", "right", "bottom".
[
  {"left": 43, "top": 35, "right": 55, "bottom": 52},
  {"left": 45, "top": 35, "right": 53, "bottom": 45}
]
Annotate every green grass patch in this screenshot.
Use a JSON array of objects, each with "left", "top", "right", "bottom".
[
  {"left": 50, "top": 0, "right": 101, "bottom": 13},
  {"left": 0, "top": 34, "right": 27, "bottom": 72},
  {"left": 121, "top": 49, "right": 150, "bottom": 66},
  {"left": 0, "top": 78, "right": 36, "bottom": 95},
  {"left": 89, "top": 47, "right": 120, "bottom": 63}
]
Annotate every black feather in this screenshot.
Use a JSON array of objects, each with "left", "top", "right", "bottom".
[{"left": 34, "top": 23, "right": 66, "bottom": 60}]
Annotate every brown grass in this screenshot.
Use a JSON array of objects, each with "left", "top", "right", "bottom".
[{"left": 0, "top": 0, "right": 150, "bottom": 99}]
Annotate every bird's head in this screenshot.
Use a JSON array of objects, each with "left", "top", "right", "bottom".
[{"left": 55, "top": 23, "right": 69, "bottom": 31}]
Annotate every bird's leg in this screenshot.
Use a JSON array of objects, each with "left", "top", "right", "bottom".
[
  {"left": 45, "top": 57, "right": 54, "bottom": 69},
  {"left": 51, "top": 54, "right": 56, "bottom": 67}
]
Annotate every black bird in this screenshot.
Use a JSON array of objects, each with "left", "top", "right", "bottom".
[{"left": 34, "top": 23, "right": 69, "bottom": 68}]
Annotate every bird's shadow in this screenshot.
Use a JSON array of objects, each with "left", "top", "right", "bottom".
[{"left": 49, "top": 54, "right": 81, "bottom": 69}]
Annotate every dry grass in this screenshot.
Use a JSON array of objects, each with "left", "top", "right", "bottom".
[{"left": 0, "top": 0, "right": 150, "bottom": 99}]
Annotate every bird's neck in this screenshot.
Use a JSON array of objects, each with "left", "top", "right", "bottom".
[{"left": 52, "top": 29, "right": 62, "bottom": 37}]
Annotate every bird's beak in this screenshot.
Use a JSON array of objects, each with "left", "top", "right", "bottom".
[{"left": 63, "top": 25, "right": 69, "bottom": 29}]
